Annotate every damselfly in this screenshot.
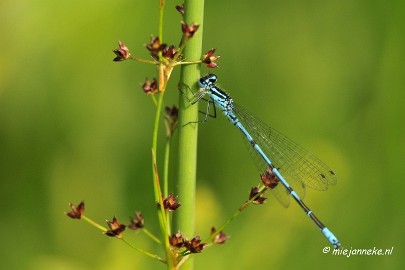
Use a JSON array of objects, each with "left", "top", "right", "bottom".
[{"left": 184, "top": 74, "right": 340, "bottom": 249}]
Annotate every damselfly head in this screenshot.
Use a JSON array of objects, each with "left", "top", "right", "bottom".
[{"left": 199, "top": 74, "right": 218, "bottom": 88}]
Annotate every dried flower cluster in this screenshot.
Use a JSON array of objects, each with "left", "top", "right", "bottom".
[
  {"left": 249, "top": 186, "right": 267, "bottom": 205},
  {"left": 128, "top": 211, "right": 145, "bottom": 230},
  {"left": 66, "top": 202, "right": 145, "bottom": 238},
  {"left": 113, "top": 41, "right": 131, "bottom": 61},
  {"left": 111, "top": 4, "right": 220, "bottom": 99},
  {"left": 105, "top": 216, "right": 126, "bottom": 238},
  {"left": 66, "top": 201, "right": 85, "bottom": 219},
  {"left": 261, "top": 167, "right": 279, "bottom": 189},
  {"left": 162, "top": 194, "right": 181, "bottom": 211},
  {"left": 169, "top": 232, "right": 206, "bottom": 253}
]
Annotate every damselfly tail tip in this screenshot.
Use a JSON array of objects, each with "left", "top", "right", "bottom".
[
  {"left": 334, "top": 241, "right": 341, "bottom": 249},
  {"left": 322, "top": 227, "right": 340, "bottom": 249}
]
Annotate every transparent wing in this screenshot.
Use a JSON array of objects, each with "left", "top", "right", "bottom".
[
  {"left": 241, "top": 133, "right": 306, "bottom": 207},
  {"left": 233, "top": 102, "right": 337, "bottom": 197}
]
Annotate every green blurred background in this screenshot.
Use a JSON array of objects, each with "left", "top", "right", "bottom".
[{"left": 1, "top": 0, "right": 403, "bottom": 269}]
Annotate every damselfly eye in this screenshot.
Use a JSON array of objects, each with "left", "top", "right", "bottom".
[
  {"left": 208, "top": 74, "right": 217, "bottom": 84},
  {"left": 198, "top": 78, "right": 207, "bottom": 88}
]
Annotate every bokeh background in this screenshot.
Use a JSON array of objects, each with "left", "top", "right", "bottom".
[{"left": 1, "top": 0, "right": 403, "bottom": 269}]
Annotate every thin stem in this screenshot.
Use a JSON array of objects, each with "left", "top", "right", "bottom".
[
  {"left": 152, "top": 148, "right": 175, "bottom": 268},
  {"left": 205, "top": 186, "right": 268, "bottom": 243},
  {"left": 81, "top": 215, "right": 164, "bottom": 263},
  {"left": 151, "top": 95, "right": 158, "bottom": 107},
  {"left": 174, "top": 1, "right": 205, "bottom": 270},
  {"left": 176, "top": 255, "right": 190, "bottom": 270},
  {"left": 163, "top": 136, "right": 172, "bottom": 235},
  {"left": 173, "top": 60, "right": 202, "bottom": 67},
  {"left": 129, "top": 56, "right": 157, "bottom": 65},
  {"left": 151, "top": 92, "right": 164, "bottom": 206},
  {"left": 120, "top": 237, "right": 167, "bottom": 263},
  {"left": 163, "top": 137, "right": 170, "bottom": 198},
  {"left": 173, "top": 37, "right": 190, "bottom": 63},
  {"left": 150, "top": 86, "right": 175, "bottom": 268},
  {"left": 142, "top": 228, "right": 162, "bottom": 244},
  {"left": 159, "top": 0, "right": 165, "bottom": 41},
  {"left": 81, "top": 215, "right": 108, "bottom": 232}
]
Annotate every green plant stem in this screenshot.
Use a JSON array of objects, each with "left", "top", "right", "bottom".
[
  {"left": 173, "top": 60, "right": 202, "bottom": 66},
  {"left": 129, "top": 56, "right": 156, "bottom": 64},
  {"left": 175, "top": 1, "right": 205, "bottom": 269},
  {"left": 80, "top": 215, "right": 163, "bottom": 263},
  {"left": 163, "top": 139, "right": 170, "bottom": 198},
  {"left": 151, "top": 92, "right": 164, "bottom": 206},
  {"left": 121, "top": 237, "right": 166, "bottom": 263},
  {"left": 159, "top": 0, "right": 165, "bottom": 41},
  {"left": 81, "top": 215, "right": 108, "bottom": 232},
  {"left": 151, "top": 92, "right": 175, "bottom": 269},
  {"left": 205, "top": 186, "right": 268, "bottom": 243},
  {"left": 163, "top": 137, "right": 171, "bottom": 235},
  {"left": 143, "top": 228, "right": 161, "bottom": 244}
]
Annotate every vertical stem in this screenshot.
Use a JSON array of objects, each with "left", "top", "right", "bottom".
[
  {"left": 163, "top": 139, "right": 170, "bottom": 198},
  {"left": 159, "top": 0, "right": 165, "bottom": 41},
  {"left": 151, "top": 91, "right": 175, "bottom": 269},
  {"left": 175, "top": 1, "right": 205, "bottom": 269},
  {"left": 163, "top": 137, "right": 171, "bottom": 235},
  {"left": 151, "top": 91, "right": 164, "bottom": 206}
]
